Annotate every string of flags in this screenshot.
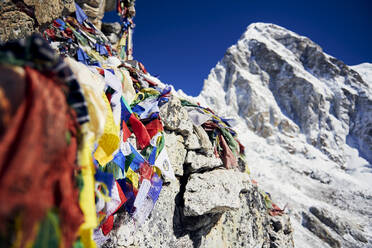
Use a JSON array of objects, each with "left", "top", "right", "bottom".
[
  {"left": 0, "top": 1, "right": 172, "bottom": 247},
  {"left": 0, "top": 1, "right": 283, "bottom": 247}
]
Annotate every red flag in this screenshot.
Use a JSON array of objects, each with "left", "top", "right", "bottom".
[
  {"left": 129, "top": 114, "right": 150, "bottom": 149},
  {"left": 139, "top": 162, "right": 153, "bottom": 182},
  {"left": 112, "top": 181, "right": 127, "bottom": 215},
  {"left": 145, "top": 119, "right": 163, "bottom": 139},
  {"left": 101, "top": 215, "right": 114, "bottom": 236},
  {"left": 139, "top": 62, "right": 148, "bottom": 74},
  {"left": 122, "top": 120, "right": 132, "bottom": 142}
]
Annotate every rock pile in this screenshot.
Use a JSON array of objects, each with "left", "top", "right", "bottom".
[{"left": 103, "top": 95, "right": 294, "bottom": 248}]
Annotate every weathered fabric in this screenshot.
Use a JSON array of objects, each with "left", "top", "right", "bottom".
[
  {"left": 0, "top": 34, "right": 90, "bottom": 124},
  {"left": 0, "top": 67, "right": 83, "bottom": 247},
  {"left": 203, "top": 121, "right": 238, "bottom": 169}
]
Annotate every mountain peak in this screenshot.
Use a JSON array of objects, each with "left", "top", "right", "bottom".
[{"left": 198, "top": 22, "right": 372, "bottom": 248}]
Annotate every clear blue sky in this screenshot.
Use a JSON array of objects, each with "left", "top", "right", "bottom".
[{"left": 104, "top": 0, "right": 372, "bottom": 96}]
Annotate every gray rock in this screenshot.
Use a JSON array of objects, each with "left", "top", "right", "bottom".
[
  {"left": 75, "top": 0, "right": 105, "bottom": 29},
  {"left": 309, "top": 206, "right": 369, "bottom": 244},
  {"left": 184, "top": 151, "right": 222, "bottom": 173},
  {"left": 0, "top": 0, "right": 75, "bottom": 42},
  {"left": 0, "top": 10, "right": 35, "bottom": 42},
  {"left": 104, "top": 0, "right": 116, "bottom": 12},
  {"left": 105, "top": 180, "right": 194, "bottom": 248},
  {"left": 27, "top": 0, "right": 75, "bottom": 24},
  {"left": 159, "top": 96, "right": 193, "bottom": 136},
  {"left": 349, "top": 229, "right": 368, "bottom": 243},
  {"left": 197, "top": 187, "right": 294, "bottom": 248},
  {"left": 105, "top": 171, "right": 294, "bottom": 248},
  {"left": 102, "top": 22, "right": 121, "bottom": 34},
  {"left": 302, "top": 212, "right": 341, "bottom": 248},
  {"left": 164, "top": 132, "right": 187, "bottom": 176},
  {"left": 309, "top": 170, "right": 331, "bottom": 184},
  {"left": 309, "top": 206, "right": 347, "bottom": 235},
  {"left": 101, "top": 22, "right": 121, "bottom": 44},
  {"left": 194, "top": 125, "right": 214, "bottom": 156},
  {"left": 183, "top": 169, "right": 251, "bottom": 216},
  {"left": 184, "top": 133, "right": 201, "bottom": 150}
]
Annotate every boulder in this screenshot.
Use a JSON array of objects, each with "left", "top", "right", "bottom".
[
  {"left": 159, "top": 96, "right": 193, "bottom": 136},
  {"left": 184, "top": 133, "right": 201, "bottom": 150},
  {"left": 164, "top": 132, "right": 187, "bottom": 176},
  {"left": 184, "top": 151, "right": 222, "bottom": 173},
  {"left": 183, "top": 169, "right": 250, "bottom": 216},
  {"left": 194, "top": 125, "right": 214, "bottom": 156}
]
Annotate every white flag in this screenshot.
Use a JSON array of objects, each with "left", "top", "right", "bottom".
[{"left": 154, "top": 148, "right": 176, "bottom": 180}]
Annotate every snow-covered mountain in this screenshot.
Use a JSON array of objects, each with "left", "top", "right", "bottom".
[{"left": 182, "top": 23, "right": 372, "bottom": 248}]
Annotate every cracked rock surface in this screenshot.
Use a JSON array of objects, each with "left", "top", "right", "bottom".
[
  {"left": 183, "top": 169, "right": 251, "bottom": 216},
  {"left": 0, "top": 0, "right": 75, "bottom": 41}
]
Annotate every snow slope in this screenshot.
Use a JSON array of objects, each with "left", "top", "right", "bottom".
[
  {"left": 180, "top": 23, "right": 372, "bottom": 248},
  {"left": 351, "top": 63, "right": 372, "bottom": 86}
]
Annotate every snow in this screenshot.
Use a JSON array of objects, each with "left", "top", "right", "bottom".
[{"left": 351, "top": 63, "right": 372, "bottom": 86}]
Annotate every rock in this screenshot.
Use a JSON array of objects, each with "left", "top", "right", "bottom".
[
  {"left": 183, "top": 169, "right": 250, "bottom": 216},
  {"left": 197, "top": 188, "right": 294, "bottom": 248},
  {"left": 0, "top": 11, "right": 35, "bottom": 42},
  {"left": 159, "top": 96, "right": 193, "bottom": 136},
  {"left": 105, "top": 180, "right": 194, "bottom": 248},
  {"left": 302, "top": 212, "right": 341, "bottom": 248},
  {"left": 194, "top": 125, "right": 214, "bottom": 156},
  {"left": 271, "top": 219, "right": 283, "bottom": 232},
  {"left": 164, "top": 132, "right": 187, "bottom": 176},
  {"left": 101, "top": 22, "right": 121, "bottom": 34},
  {"left": 75, "top": 0, "right": 105, "bottom": 29},
  {"left": 0, "top": 0, "right": 75, "bottom": 41},
  {"left": 106, "top": 174, "right": 294, "bottom": 248},
  {"left": 349, "top": 229, "right": 368, "bottom": 243},
  {"left": 267, "top": 215, "right": 294, "bottom": 248},
  {"left": 309, "top": 206, "right": 368, "bottom": 244},
  {"left": 184, "top": 151, "right": 222, "bottom": 173},
  {"left": 101, "top": 22, "right": 121, "bottom": 44},
  {"left": 184, "top": 133, "right": 201, "bottom": 150},
  {"left": 309, "top": 170, "right": 331, "bottom": 184},
  {"left": 25, "top": 0, "right": 75, "bottom": 25},
  {"left": 106, "top": 214, "right": 135, "bottom": 247},
  {"left": 104, "top": 0, "right": 116, "bottom": 12},
  {"left": 309, "top": 207, "right": 347, "bottom": 235}
]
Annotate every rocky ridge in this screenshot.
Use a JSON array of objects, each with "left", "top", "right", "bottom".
[
  {"left": 103, "top": 94, "right": 294, "bottom": 248},
  {"left": 187, "top": 23, "right": 372, "bottom": 248}
]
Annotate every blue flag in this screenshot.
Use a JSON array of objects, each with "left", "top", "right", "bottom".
[
  {"left": 113, "top": 150, "right": 126, "bottom": 172},
  {"left": 129, "top": 143, "right": 145, "bottom": 171},
  {"left": 75, "top": 3, "right": 88, "bottom": 24},
  {"left": 121, "top": 96, "right": 133, "bottom": 122},
  {"left": 94, "top": 170, "right": 114, "bottom": 196}
]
